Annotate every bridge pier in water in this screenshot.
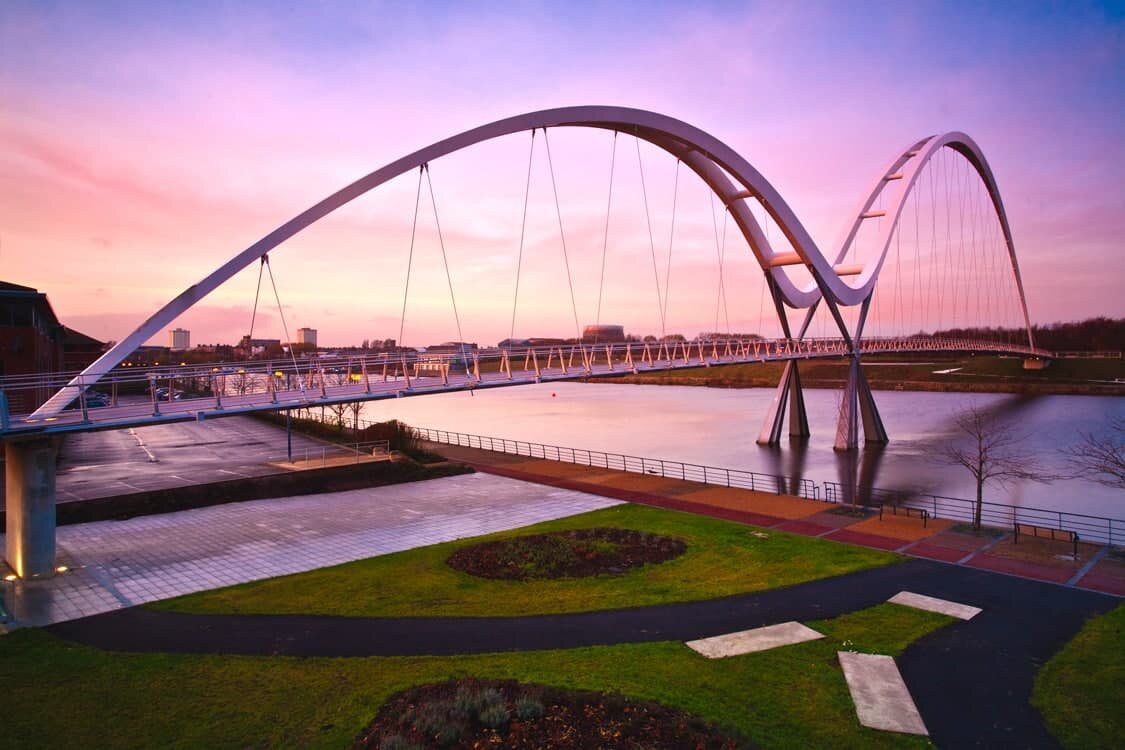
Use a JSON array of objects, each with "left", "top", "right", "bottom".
[
  {"left": 4, "top": 437, "right": 59, "bottom": 579},
  {"left": 834, "top": 356, "right": 888, "bottom": 452},
  {"left": 756, "top": 360, "right": 810, "bottom": 445}
]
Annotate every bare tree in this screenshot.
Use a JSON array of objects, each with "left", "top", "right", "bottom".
[
  {"left": 936, "top": 406, "right": 1051, "bottom": 531},
  {"left": 1064, "top": 417, "right": 1125, "bottom": 489}
]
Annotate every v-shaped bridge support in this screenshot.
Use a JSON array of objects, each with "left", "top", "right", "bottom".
[{"left": 756, "top": 278, "right": 888, "bottom": 451}]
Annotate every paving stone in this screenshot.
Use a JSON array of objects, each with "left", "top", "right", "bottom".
[
  {"left": 838, "top": 651, "right": 928, "bottom": 736},
  {"left": 686, "top": 621, "right": 824, "bottom": 658},
  {"left": 888, "top": 590, "right": 981, "bottom": 620}
]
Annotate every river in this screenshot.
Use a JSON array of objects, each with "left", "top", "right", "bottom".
[{"left": 355, "top": 381, "right": 1124, "bottom": 521}]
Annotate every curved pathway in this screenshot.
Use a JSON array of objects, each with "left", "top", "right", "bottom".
[{"left": 50, "top": 558, "right": 1115, "bottom": 748}]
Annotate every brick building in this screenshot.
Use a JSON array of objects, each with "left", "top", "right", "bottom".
[{"left": 0, "top": 281, "right": 65, "bottom": 414}]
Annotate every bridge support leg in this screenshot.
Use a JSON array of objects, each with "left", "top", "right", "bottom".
[
  {"left": 834, "top": 358, "right": 888, "bottom": 451},
  {"left": 757, "top": 360, "right": 810, "bottom": 445},
  {"left": 4, "top": 437, "right": 59, "bottom": 579}
]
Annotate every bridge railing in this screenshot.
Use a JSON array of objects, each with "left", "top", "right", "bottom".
[
  {"left": 823, "top": 481, "right": 1122, "bottom": 546},
  {"left": 413, "top": 427, "right": 821, "bottom": 500},
  {"left": 1, "top": 334, "right": 1056, "bottom": 431}
]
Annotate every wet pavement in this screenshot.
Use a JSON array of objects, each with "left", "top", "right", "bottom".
[{"left": 0, "top": 472, "right": 620, "bottom": 628}]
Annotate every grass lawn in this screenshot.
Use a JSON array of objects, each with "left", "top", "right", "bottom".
[
  {"left": 152, "top": 503, "right": 898, "bottom": 617},
  {"left": 0, "top": 603, "right": 951, "bottom": 749},
  {"left": 1033, "top": 601, "right": 1125, "bottom": 749}
]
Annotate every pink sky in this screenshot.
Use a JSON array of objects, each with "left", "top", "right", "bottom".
[{"left": 2, "top": 2, "right": 1122, "bottom": 348}]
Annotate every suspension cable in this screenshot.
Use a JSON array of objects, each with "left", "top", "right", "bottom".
[
  {"left": 398, "top": 166, "right": 424, "bottom": 348},
  {"left": 661, "top": 159, "right": 680, "bottom": 328},
  {"left": 509, "top": 129, "right": 537, "bottom": 342},
  {"left": 594, "top": 132, "right": 618, "bottom": 338},
  {"left": 263, "top": 255, "right": 306, "bottom": 397},
  {"left": 247, "top": 257, "right": 266, "bottom": 348},
  {"left": 634, "top": 132, "right": 666, "bottom": 338},
  {"left": 541, "top": 128, "right": 584, "bottom": 342},
  {"left": 423, "top": 163, "right": 469, "bottom": 366},
  {"left": 709, "top": 190, "right": 731, "bottom": 333}
]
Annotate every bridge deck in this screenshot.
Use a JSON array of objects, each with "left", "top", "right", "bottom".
[{"left": 2, "top": 338, "right": 1045, "bottom": 438}]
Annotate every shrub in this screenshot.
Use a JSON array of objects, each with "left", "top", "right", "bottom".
[
  {"left": 378, "top": 736, "right": 423, "bottom": 750},
  {"left": 515, "top": 696, "right": 545, "bottom": 720},
  {"left": 478, "top": 702, "right": 510, "bottom": 730}
]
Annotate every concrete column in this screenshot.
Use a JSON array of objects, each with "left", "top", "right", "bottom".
[{"left": 5, "top": 437, "right": 58, "bottom": 579}]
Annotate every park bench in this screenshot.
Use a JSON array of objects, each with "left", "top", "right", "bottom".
[
  {"left": 878, "top": 503, "right": 929, "bottom": 528},
  {"left": 1013, "top": 523, "right": 1079, "bottom": 559}
]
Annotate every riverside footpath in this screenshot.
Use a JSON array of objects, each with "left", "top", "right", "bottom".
[{"left": 424, "top": 440, "right": 1125, "bottom": 597}]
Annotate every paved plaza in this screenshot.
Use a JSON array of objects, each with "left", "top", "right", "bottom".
[
  {"left": 52, "top": 415, "right": 342, "bottom": 503},
  {"left": 0, "top": 472, "right": 620, "bottom": 628}
]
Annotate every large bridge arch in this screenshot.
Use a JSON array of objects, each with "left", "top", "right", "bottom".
[{"left": 32, "top": 106, "right": 1032, "bottom": 418}]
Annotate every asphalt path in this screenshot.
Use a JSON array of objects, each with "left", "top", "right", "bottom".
[{"left": 49, "top": 558, "right": 1116, "bottom": 748}]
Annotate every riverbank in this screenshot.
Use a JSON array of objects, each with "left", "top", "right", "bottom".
[{"left": 594, "top": 354, "right": 1125, "bottom": 396}]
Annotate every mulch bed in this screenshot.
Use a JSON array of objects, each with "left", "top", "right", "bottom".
[
  {"left": 352, "top": 678, "right": 750, "bottom": 749},
  {"left": 446, "top": 528, "right": 686, "bottom": 580}
]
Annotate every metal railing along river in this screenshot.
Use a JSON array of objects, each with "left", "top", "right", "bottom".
[
  {"left": 823, "top": 481, "right": 1123, "bottom": 546},
  {"left": 413, "top": 426, "right": 1123, "bottom": 546},
  {"left": 414, "top": 427, "right": 821, "bottom": 500}
]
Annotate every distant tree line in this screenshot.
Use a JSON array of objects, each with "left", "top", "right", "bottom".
[{"left": 931, "top": 316, "right": 1123, "bottom": 351}]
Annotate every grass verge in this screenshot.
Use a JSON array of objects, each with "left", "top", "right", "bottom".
[
  {"left": 1, "top": 603, "right": 950, "bottom": 749},
  {"left": 152, "top": 503, "right": 898, "bottom": 617},
  {"left": 1033, "top": 601, "right": 1125, "bottom": 749}
]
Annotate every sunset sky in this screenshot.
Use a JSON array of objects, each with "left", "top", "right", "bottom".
[{"left": 2, "top": 1, "right": 1123, "bottom": 348}]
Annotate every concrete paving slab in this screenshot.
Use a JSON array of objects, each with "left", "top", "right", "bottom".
[
  {"left": 686, "top": 621, "right": 824, "bottom": 658},
  {"left": 838, "top": 651, "right": 928, "bottom": 736},
  {"left": 888, "top": 591, "right": 981, "bottom": 620}
]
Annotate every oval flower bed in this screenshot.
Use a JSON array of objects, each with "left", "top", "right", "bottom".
[
  {"left": 446, "top": 527, "right": 687, "bottom": 580},
  {"left": 352, "top": 678, "right": 747, "bottom": 749}
]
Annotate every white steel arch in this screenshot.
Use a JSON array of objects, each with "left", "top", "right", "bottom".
[{"left": 32, "top": 106, "right": 1033, "bottom": 419}]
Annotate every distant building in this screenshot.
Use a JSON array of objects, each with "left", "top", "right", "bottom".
[
  {"left": 168, "top": 327, "right": 190, "bottom": 351},
  {"left": 0, "top": 280, "right": 64, "bottom": 414},
  {"left": 423, "top": 341, "right": 479, "bottom": 354},
  {"left": 581, "top": 324, "right": 626, "bottom": 343},
  {"left": 236, "top": 336, "right": 282, "bottom": 357},
  {"left": 498, "top": 337, "right": 570, "bottom": 349},
  {"left": 62, "top": 326, "right": 108, "bottom": 371},
  {"left": 296, "top": 327, "right": 317, "bottom": 347}
]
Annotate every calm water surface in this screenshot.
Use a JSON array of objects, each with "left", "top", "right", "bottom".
[{"left": 359, "top": 382, "right": 1124, "bottom": 519}]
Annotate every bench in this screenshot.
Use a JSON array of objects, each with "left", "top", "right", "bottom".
[
  {"left": 1013, "top": 523, "right": 1079, "bottom": 558},
  {"left": 878, "top": 503, "right": 929, "bottom": 528}
]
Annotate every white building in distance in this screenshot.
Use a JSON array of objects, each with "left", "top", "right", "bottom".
[
  {"left": 297, "top": 327, "right": 318, "bottom": 347},
  {"left": 168, "top": 327, "right": 190, "bottom": 351}
]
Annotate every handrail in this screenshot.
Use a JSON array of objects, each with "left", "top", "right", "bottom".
[
  {"left": 2, "top": 334, "right": 1057, "bottom": 433},
  {"left": 413, "top": 426, "right": 822, "bottom": 500},
  {"left": 823, "top": 481, "right": 1122, "bottom": 546},
  {"left": 417, "top": 426, "right": 1123, "bottom": 546}
]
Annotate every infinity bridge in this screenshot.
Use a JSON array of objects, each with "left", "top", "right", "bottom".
[{"left": 2, "top": 106, "right": 1046, "bottom": 577}]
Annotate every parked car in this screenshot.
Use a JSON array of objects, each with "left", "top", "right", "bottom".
[{"left": 66, "top": 390, "right": 109, "bottom": 410}]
